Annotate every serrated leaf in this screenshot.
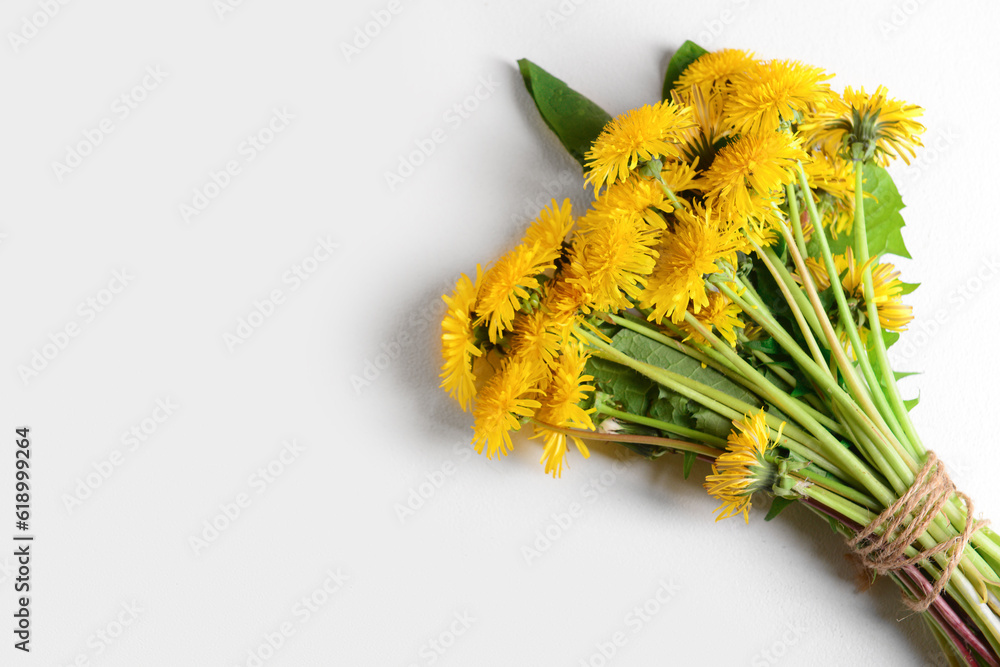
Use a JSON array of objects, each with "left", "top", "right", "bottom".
[
  {"left": 612, "top": 329, "right": 760, "bottom": 404},
  {"left": 610, "top": 328, "right": 763, "bottom": 439},
  {"left": 682, "top": 451, "right": 696, "bottom": 479},
  {"left": 661, "top": 40, "right": 708, "bottom": 100},
  {"left": 866, "top": 164, "right": 911, "bottom": 259},
  {"left": 647, "top": 398, "right": 675, "bottom": 424},
  {"left": 824, "top": 164, "right": 910, "bottom": 260},
  {"left": 898, "top": 281, "right": 919, "bottom": 296},
  {"left": 585, "top": 356, "right": 656, "bottom": 417},
  {"left": 649, "top": 387, "right": 698, "bottom": 431},
  {"left": 765, "top": 496, "right": 795, "bottom": 521},
  {"left": 690, "top": 406, "right": 736, "bottom": 441},
  {"left": 517, "top": 59, "right": 612, "bottom": 168},
  {"left": 867, "top": 343, "right": 920, "bottom": 410}
]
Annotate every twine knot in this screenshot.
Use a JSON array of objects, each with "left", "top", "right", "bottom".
[{"left": 846, "top": 451, "right": 988, "bottom": 612}]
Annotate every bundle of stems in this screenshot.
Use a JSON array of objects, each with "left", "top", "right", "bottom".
[{"left": 437, "top": 41, "right": 1000, "bottom": 663}]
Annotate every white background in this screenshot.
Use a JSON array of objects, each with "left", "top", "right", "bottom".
[{"left": 1, "top": 0, "right": 999, "bottom": 665}]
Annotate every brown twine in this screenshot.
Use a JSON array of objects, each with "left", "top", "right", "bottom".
[{"left": 846, "top": 451, "right": 989, "bottom": 612}]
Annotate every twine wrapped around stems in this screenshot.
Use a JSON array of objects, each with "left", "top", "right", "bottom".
[{"left": 847, "top": 451, "right": 989, "bottom": 611}]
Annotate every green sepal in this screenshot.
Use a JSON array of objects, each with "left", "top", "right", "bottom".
[
  {"left": 682, "top": 451, "right": 696, "bottom": 480},
  {"left": 764, "top": 496, "right": 795, "bottom": 521}
]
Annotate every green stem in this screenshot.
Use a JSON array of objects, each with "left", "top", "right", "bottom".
[
  {"left": 608, "top": 313, "right": 739, "bottom": 377},
  {"left": 745, "top": 345, "right": 796, "bottom": 387},
  {"left": 595, "top": 402, "right": 727, "bottom": 448},
  {"left": 529, "top": 419, "right": 720, "bottom": 459},
  {"left": 578, "top": 327, "right": 847, "bottom": 479},
  {"left": 852, "top": 159, "right": 924, "bottom": 458},
  {"left": 784, "top": 182, "right": 810, "bottom": 262},
  {"left": 759, "top": 241, "right": 826, "bottom": 348},
  {"left": 794, "top": 162, "right": 914, "bottom": 471},
  {"left": 801, "top": 482, "right": 1000, "bottom": 644},
  {"left": 779, "top": 198, "right": 916, "bottom": 490},
  {"left": 721, "top": 277, "right": 910, "bottom": 494},
  {"left": 609, "top": 313, "right": 844, "bottom": 437},
  {"left": 744, "top": 345, "right": 838, "bottom": 427},
  {"left": 920, "top": 615, "right": 965, "bottom": 667},
  {"left": 832, "top": 397, "right": 905, "bottom": 493},
  {"left": 793, "top": 469, "right": 880, "bottom": 511},
  {"left": 801, "top": 483, "right": 874, "bottom": 526},
  {"left": 801, "top": 491, "right": 1000, "bottom": 660},
  {"left": 754, "top": 241, "right": 828, "bottom": 370},
  {"left": 678, "top": 312, "right": 891, "bottom": 505},
  {"left": 657, "top": 180, "right": 686, "bottom": 211}
]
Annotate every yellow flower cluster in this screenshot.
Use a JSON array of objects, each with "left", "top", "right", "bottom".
[{"left": 440, "top": 47, "right": 922, "bottom": 482}]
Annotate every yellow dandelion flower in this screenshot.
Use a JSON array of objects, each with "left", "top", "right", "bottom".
[
  {"left": 471, "top": 358, "right": 545, "bottom": 459},
  {"left": 800, "top": 85, "right": 924, "bottom": 165},
  {"left": 533, "top": 343, "right": 595, "bottom": 478},
  {"left": 439, "top": 270, "right": 484, "bottom": 411},
  {"left": 792, "top": 257, "right": 832, "bottom": 292},
  {"left": 743, "top": 324, "right": 766, "bottom": 342},
  {"left": 523, "top": 198, "right": 574, "bottom": 266},
  {"left": 702, "top": 131, "right": 809, "bottom": 220},
  {"left": 574, "top": 210, "right": 662, "bottom": 312},
  {"left": 875, "top": 298, "right": 915, "bottom": 332},
  {"left": 640, "top": 205, "right": 741, "bottom": 324},
  {"left": 703, "top": 410, "right": 782, "bottom": 523},
  {"left": 802, "top": 153, "right": 858, "bottom": 238},
  {"left": 509, "top": 309, "right": 563, "bottom": 368},
  {"left": 592, "top": 176, "right": 672, "bottom": 230},
  {"left": 724, "top": 59, "right": 832, "bottom": 135},
  {"left": 475, "top": 244, "right": 553, "bottom": 343},
  {"left": 585, "top": 101, "right": 694, "bottom": 190},
  {"left": 837, "top": 248, "right": 913, "bottom": 332},
  {"left": 803, "top": 152, "right": 854, "bottom": 201},
  {"left": 836, "top": 248, "right": 864, "bottom": 294},
  {"left": 679, "top": 290, "right": 745, "bottom": 347},
  {"left": 671, "top": 84, "right": 730, "bottom": 169},
  {"left": 660, "top": 159, "right": 703, "bottom": 194},
  {"left": 545, "top": 247, "right": 595, "bottom": 320},
  {"left": 799, "top": 218, "right": 815, "bottom": 243},
  {"left": 676, "top": 49, "right": 757, "bottom": 94},
  {"left": 726, "top": 190, "right": 784, "bottom": 250}
]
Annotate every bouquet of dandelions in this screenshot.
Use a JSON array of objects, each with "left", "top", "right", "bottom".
[{"left": 437, "top": 41, "right": 1000, "bottom": 664}]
